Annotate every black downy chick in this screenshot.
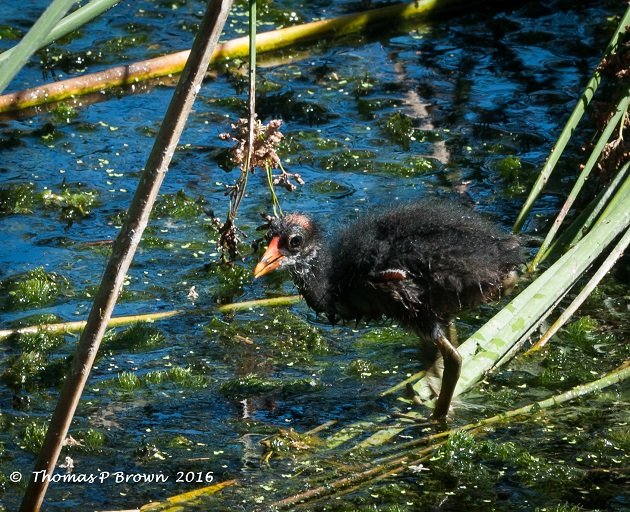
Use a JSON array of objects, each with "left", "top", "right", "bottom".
[{"left": 254, "top": 201, "right": 522, "bottom": 418}]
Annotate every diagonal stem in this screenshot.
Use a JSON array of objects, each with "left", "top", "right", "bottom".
[{"left": 18, "top": 1, "right": 233, "bottom": 511}]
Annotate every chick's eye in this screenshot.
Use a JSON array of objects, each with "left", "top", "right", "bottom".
[{"left": 289, "top": 235, "right": 303, "bottom": 249}]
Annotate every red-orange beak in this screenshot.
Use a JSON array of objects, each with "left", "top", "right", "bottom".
[{"left": 254, "top": 236, "right": 284, "bottom": 278}]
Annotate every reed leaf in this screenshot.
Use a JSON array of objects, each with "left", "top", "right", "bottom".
[
  {"left": 540, "top": 160, "right": 629, "bottom": 263},
  {"left": 527, "top": 225, "right": 630, "bottom": 354},
  {"left": 0, "top": 0, "right": 77, "bottom": 94},
  {"left": 530, "top": 90, "right": 630, "bottom": 270},
  {"left": 0, "top": 0, "right": 120, "bottom": 67},
  {"left": 513, "top": 4, "right": 630, "bottom": 233}
]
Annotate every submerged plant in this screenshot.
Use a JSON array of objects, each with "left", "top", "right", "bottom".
[
  {"left": 260, "top": 427, "right": 320, "bottom": 464},
  {"left": 0, "top": 182, "right": 36, "bottom": 214},
  {"left": 103, "top": 322, "right": 166, "bottom": 353},
  {"left": 144, "top": 367, "right": 208, "bottom": 388},
  {"left": 117, "top": 371, "right": 141, "bottom": 391},
  {"left": 152, "top": 190, "right": 207, "bottom": 220},
  {"left": 40, "top": 184, "right": 98, "bottom": 222},
  {"left": 0, "top": 267, "right": 70, "bottom": 310},
  {"left": 21, "top": 421, "right": 48, "bottom": 454}
]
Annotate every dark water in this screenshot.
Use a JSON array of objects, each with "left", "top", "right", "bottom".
[{"left": 0, "top": 1, "right": 628, "bottom": 511}]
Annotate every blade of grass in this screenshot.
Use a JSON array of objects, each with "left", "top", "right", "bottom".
[
  {"left": 512, "top": 4, "right": 630, "bottom": 233},
  {"left": 0, "top": 0, "right": 77, "bottom": 94},
  {"left": 0, "top": 0, "right": 120, "bottom": 66},
  {"left": 530, "top": 91, "right": 630, "bottom": 271},
  {"left": 526, "top": 224, "right": 630, "bottom": 354},
  {"left": 540, "top": 160, "right": 630, "bottom": 263}
]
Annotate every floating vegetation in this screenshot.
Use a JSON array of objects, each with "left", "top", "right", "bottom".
[
  {"left": 40, "top": 184, "right": 98, "bottom": 221},
  {"left": 494, "top": 155, "right": 530, "bottom": 196},
  {"left": 379, "top": 156, "right": 435, "bottom": 177},
  {"left": 256, "top": 91, "right": 335, "bottom": 125},
  {"left": 103, "top": 322, "right": 166, "bottom": 353},
  {"left": 318, "top": 149, "right": 375, "bottom": 172},
  {"left": 260, "top": 428, "right": 320, "bottom": 463},
  {"left": 207, "top": 309, "right": 328, "bottom": 362},
  {"left": 2, "top": 351, "right": 47, "bottom": 389},
  {"left": 346, "top": 358, "right": 382, "bottom": 379},
  {"left": 21, "top": 421, "right": 48, "bottom": 454},
  {"left": 8, "top": 313, "right": 61, "bottom": 328},
  {"left": 152, "top": 190, "right": 207, "bottom": 220},
  {"left": 50, "top": 102, "right": 79, "bottom": 124},
  {"left": 2, "top": 349, "right": 68, "bottom": 391},
  {"left": 99, "top": 367, "right": 209, "bottom": 391},
  {"left": 381, "top": 112, "right": 418, "bottom": 151},
  {"left": 74, "top": 428, "right": 107, "bottom": 452},
  {"left": 427, "top": 431, "right": 581, "bottom": 506},
  {"left": 0, "top": 267, "right": 70, "bottom": 311},
  {"left": 117, "top": 371, "right": 142, "bottom": 391},
  {"left": 204, "top": 262, "right": 251, "bottom": 303},
  {"left": 356, "top": 97, "right": 403, "bottom": 119},
  {"left": 220, "top": 373, "right": 318, "bottom": 398},
  {"left": 0, "top": 182, "right": 36, "bottom": 215},
  {"left": 13, "top": 329, "right": 65, "bottom": 353},
  {"left": 144, "top": 367, "right": 208, "bottom": 388}
]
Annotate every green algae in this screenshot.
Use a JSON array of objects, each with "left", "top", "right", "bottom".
[
  {"left": 103, "top": 323, "right": 166, "bottom": 353},
  {"left": 152, "top": 190, "right": 207, "bottom": 220},
  {"left": 208, "top": 309, "right": 328, "bottom": 363},
  {"left": 40, "top": 184, "right": 99, "bottom": 221},
  {"left": 0, "top": 267, "right": 70, "bottom": 311},
  {"left": 21, "top": 421, "right": 48, "bottom": 454},
  {"left": 0, "top": 182, "right": 36, "bottom": 215},
  {"left": 220, "top": 373, "right": 318, "bottom": 398}
]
